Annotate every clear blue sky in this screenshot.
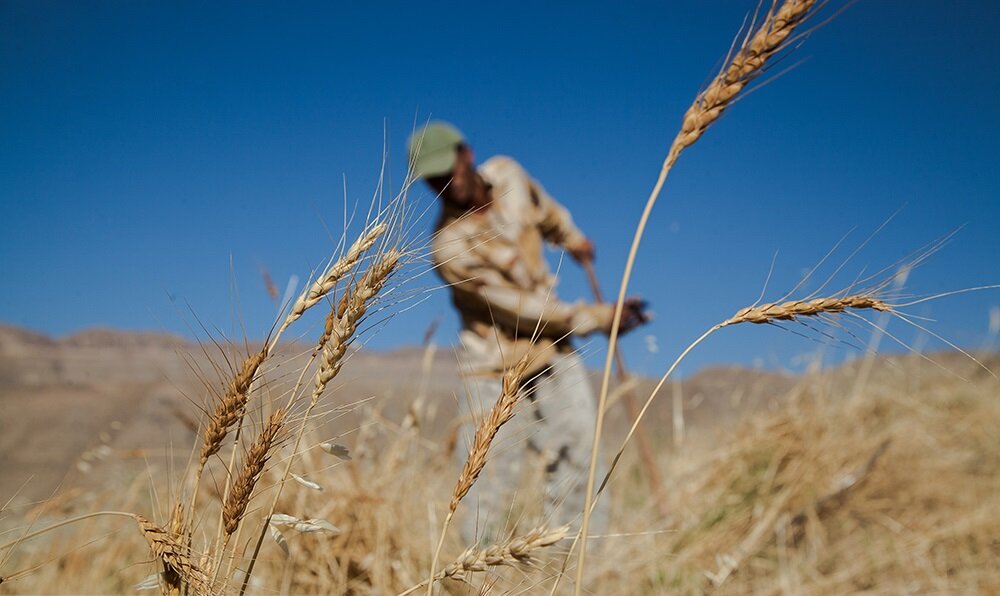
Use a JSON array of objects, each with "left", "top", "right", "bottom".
[{"left": 2, "top": 1, "right": 998, "bottom": 377}]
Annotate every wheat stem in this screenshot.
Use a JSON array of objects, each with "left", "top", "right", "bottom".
[{"left": 573, "top": 2, "right": 821, "bottom": 591}]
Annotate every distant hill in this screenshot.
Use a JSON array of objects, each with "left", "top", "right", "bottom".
[{"left": 0, "top": 323, "right": 993, "bottom": 504}]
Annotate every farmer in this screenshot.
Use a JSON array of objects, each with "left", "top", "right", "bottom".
[{"left": 408, "top": 122, "right": 649, "bottom": 544}]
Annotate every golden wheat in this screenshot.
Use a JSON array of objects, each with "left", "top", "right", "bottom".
[
  {"left": 135, "top": 515, "right": 212, "bottom": 596},
  {"left": 402, "top": 526, "right": 569, "bottom": 595},
  {"left": 724, "top": 295, "right": 892, "bottom": 326},
  {"left": 578, "top": 2, "right": 825, "bottom": 585},
  {"left": 312, "top": 249, "right": 401, "bottom": 403},
  {"left": 580, "top": 0, "right": 823, "bottom": 596},
  {"left": 199, "top": 348, "right": 267, "bottom": 469},
  {"left": 450, "top": 354, "right": 531, "bottom": 513},
  {"left": 282, "top": 222, "right": 389, "bottom": 332},
  {"left": 222, "top": 409, "right": 286, "bottom": 536},
  {"left": 669, "top": 0, "right": 817, "bottom": 162}
]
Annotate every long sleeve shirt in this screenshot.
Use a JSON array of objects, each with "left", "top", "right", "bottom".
[{"left": 431, "top": 156, "right": 611, "bottom": 377}]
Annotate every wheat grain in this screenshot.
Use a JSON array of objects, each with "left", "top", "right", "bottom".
[{"left": 162, "top": 501, "right": 186, "bottom": 594}]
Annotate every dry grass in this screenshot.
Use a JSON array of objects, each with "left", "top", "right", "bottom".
[
  {"left": 2, "top": 354, "right": 997, "bottom": 594},
  {"left": 652, "top": 354, "right": 1000, "bottom": 594}
]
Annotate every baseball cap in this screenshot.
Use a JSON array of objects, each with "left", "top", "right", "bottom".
[{"left": 407, "top": 122, "right": 465, "bottom": 179}]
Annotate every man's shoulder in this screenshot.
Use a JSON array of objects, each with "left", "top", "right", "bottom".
[{"left": 480, "top": 155, "right": 530, "bottom": 183}]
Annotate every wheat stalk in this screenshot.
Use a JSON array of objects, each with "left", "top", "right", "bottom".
[
  {"left": 566, "top": 291, "right": 894, "bottom": 592},
  {"left": 574, "top": 1, "right": 823, "bottom": 589}
]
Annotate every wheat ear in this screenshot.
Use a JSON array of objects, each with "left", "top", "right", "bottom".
[
  {"left": 135, "top": 515, "right": 212, "bottom": 596},
  {"left": 449, "top": 354, "right": 531, "bottom": 513},
  {"left": 574, "top": 1, "right": 822, "bottom": 590},
  {"left": 237, "top": 249, "right": 402, "bottom": 596},
  {"left": 222, "top": 409, "right": 286, "bottom": 537},
  {"left": 312, "top": 248, "right": 401, "bottom": 401},
  {"left": 194, "top": 222, "right": 389, "bottom": 543},
  {"left": 566, "top": 292, "right": 894, "bottom": 593},
  {"left": 202, "top": 222, "right": 386, "bottom": 478},
  {"left": 401, "top": 526, "right": 568, "bottom": 595},
  {"left": 277, "top": 222, "right": 388, "bottom": 338},
  {"left": 425, "top": 353, "right": 531, "bottom": 596},
  {"left": 606, "top": 292, "right": 892, "bottom": 499},
  {"left": 198, "top": 348, "right": 267, "bottom": 471},
  {"left": 724, "top": 295, "right": 892, "bottom": 326}
]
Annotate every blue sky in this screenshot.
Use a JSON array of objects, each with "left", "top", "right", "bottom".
[{"left": 2, "top": 1, "right": 998, "bottom": 377}]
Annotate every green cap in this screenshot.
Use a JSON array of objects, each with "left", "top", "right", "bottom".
[{"left": 407, "top": 122, "right": 465, "bottom": 179}]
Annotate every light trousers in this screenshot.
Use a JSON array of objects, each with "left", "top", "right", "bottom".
[{"left": 454, "top": 351, "right": 609, "bottom": 545}]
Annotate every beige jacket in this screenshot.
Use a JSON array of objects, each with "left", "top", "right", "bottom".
[{"left": 432, "top": 156, "right": 612, "bottom": 377}]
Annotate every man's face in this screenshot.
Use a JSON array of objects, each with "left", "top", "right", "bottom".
[{"left": 426, "top": 145, "right": 476, "bottom": 207}]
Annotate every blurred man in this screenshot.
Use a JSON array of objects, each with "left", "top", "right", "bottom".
[{"left": 408, "top": 122, "right": 648, "bottom": 544}]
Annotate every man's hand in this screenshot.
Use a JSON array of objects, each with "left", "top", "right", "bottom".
[
  {"left": 568, "top": 237, "right": 595, "bottom": 264},
  {"left": 598, "top": 296, "right": 650, "bottom": 336},
  {"left": 617, "top": 297, "right": 651, "bottom": 335}
]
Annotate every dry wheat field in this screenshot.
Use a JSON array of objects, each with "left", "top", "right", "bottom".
[{"left": 2, "top": 1, "right": 998, "bottom": 594}]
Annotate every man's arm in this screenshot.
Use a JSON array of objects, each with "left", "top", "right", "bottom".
[{"left": 433, "top": 230, "right": 612, "bottom": 339}]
